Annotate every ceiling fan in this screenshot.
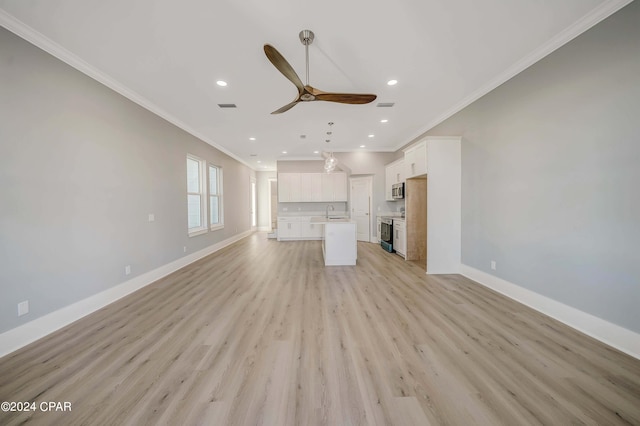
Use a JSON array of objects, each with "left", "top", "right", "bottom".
[{"left": 264, "top": 30, "right": 377, "bottom": 114}]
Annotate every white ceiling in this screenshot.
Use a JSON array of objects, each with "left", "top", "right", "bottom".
[{"left": 0, "top": 0, "right": 629, "bottom": 171}]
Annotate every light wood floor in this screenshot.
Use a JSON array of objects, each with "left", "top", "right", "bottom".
[{"left": 1, "top": 233, "right": 639, "bottom": 425}]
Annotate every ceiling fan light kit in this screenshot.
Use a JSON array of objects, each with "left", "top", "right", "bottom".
[{"left": 264, "top": 30, "right": 377, "bottom": 114}]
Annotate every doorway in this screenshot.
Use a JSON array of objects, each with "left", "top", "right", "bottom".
[
  {"left": 250, "top": 178, "right": 256, "bottom": 230},
  {"left": 268, "top": 178, "right": 278, "bottom": 233},
  {"left": 350, "top": 176, "right": 373, "bottom": 242}
]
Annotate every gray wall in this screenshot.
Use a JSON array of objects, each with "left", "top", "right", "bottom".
[
  {"left": 0, "top": 28, "right": 255, "bottom": 334},
  {"left": 425, "top": 2, "right": 640, "bottom": 332}
]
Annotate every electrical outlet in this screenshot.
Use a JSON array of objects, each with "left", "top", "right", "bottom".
[
  {"left": 283, "top": 207, "right": 288, "bottom": 211},
  {"left": 183, "top": 246, "right": 187, "bottom": 253},
  {"left": 18, "top": 300, "right": 29, "bottom": 316},
  {"left": 125, "top": 265, "right": 131, "bottom": 275},
  {"left": 148, "top": 213, "right": 155, "bottom": 222},
  {"left": 491, "top": 261, "right": 496, "bottom": 271}
]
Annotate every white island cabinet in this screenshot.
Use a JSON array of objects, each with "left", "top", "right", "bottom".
[{"left": 311, "top": 217, "right": 357, "bottom": 266}]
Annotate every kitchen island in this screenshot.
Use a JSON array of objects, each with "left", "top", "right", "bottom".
[{"left": 310, "top": 217, "right": 357, "bottom": 266}]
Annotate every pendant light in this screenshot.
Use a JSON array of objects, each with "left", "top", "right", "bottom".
[{"left": 324, "top": 122, "right": 337, "bottom": 173}]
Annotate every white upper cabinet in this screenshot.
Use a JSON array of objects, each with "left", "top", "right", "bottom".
[
  {"left": 404, "top": 140, "right": 427, "bottom": 178},
  {"left": 321, "top": 172, "right": 348, "bottom": 202},
  {"left": 384, "top": 159, "right": 405, "bottom": 201},
  {"left": 320, "top": 173, "right": 335, "bottom": 201},
  {"left": 300, "top": 173, "right": 322, "bottom": 202},
  {"left": 278, "top": 173, "right": 301, "bottom": 202},
  {"left": 385, "top": 164, "right": 394, "bottom": 201},
  {"left": 279, "top": 172, "right": 347, "bottom": 203}
]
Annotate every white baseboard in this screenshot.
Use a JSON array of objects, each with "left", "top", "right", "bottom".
[
  {"left": 460, "top": 264, "right": 640, "bottom": 360},
  {"left": 0, "top": 230, "right": 254, "bottom": 358}
]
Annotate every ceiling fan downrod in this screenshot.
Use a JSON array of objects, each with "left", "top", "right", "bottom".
[{"left": 299, "top": 30, "right": 314, "bottom": 86}]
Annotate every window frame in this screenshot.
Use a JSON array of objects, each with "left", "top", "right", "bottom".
[
  {"left": 208, "top": 163, "right": 224, "bottom": 231},
  {"left": 187, "top": 154, "right": 208, "bottom": 237}
]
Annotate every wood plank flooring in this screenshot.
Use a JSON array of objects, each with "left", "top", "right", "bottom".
[{"left": 1, "top": 233, "right": 639, "bottom": 425}]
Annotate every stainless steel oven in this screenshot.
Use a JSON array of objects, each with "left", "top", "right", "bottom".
[{"left": 380, "top": 217, "right": 394, "bottom": 252}]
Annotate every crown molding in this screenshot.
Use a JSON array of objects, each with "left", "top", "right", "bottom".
[
  {"left": 0, "top": 10, "right": 256, "bottom": 171},
  {"left": 394, "top": 0, "right": 634, "bottom": 152}
]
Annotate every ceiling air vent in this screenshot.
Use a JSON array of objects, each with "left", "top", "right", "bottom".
[
  {"left": 376, "top": 102, "right": 395, "bottom": 108},
  {"left": 217, "top": 103, "right": 237, "bottom": 109}
]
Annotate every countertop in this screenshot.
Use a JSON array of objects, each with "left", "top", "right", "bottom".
[
  {"left": 278, "top": 211, "right": 348, "bottom": 218},
  {"left": 310, "top": 216, "right": 354, "bottom": 224},
  {"left": 378, "top": 215, "right": 405, "bottom": 221}
]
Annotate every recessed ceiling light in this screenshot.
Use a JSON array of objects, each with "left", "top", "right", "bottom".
[
  {"left": 216, "top": 80, "right": 228, "bottom": 87},
  {"left": 249, "top": 137, "right": 256, "bottom": 141},
  {"left": 257, "top": 160, "right": 261, "bottom": 163},
  {"left": 368, "top": 134, "right": 375, "bottom": 138},
  {"left": 380, "top": 119, "right": 388, "bottom": 123},
  {"left": 282, "top": 151, "right": 287, "bottom": 154},
  {"left": 313, "top": 150, "right": 319, "bottom": 154},
  {"left": 360, "top": 145, "right": 366, "bottom": 148},
  {"left": 387, "top": 79, "right": 398, "bottom": 86}
]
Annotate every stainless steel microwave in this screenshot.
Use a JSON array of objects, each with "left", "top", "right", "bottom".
[{"left": 392, "top": 182, "right": 404, "bottom": 199}]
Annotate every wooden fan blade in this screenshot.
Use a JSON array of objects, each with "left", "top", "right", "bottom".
[
  {"left": 271, "top": 100, "right": 300, "bottom": 114},
  {"left": 306, "top": 86, "right": 376, "bottom": 104},
  {"left": 264, "top": 44, "right": 304, "bottom": 93},
  {"left": 314, "top": 92, "right": 377, "bottom": 104}
]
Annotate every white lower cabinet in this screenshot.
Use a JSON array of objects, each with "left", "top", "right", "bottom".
[
  {"left": 376, "top": 217, "right": 382, "bottom": 243},
  {"left": 277, "top": 216, "right": 324, "bottom": 241},
  {"left": 393, "top": 219, "right": 406, "bottom": 258},
  {"left": 277, "top": 217, "right": 302, "bottom": 240}
]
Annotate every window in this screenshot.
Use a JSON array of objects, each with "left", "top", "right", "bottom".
[
  {"left": 187, "top": 155, "right": 208, "bottom": 236},
  {"left": 209, "top": 164, "right": 223, "bottom": 230}
]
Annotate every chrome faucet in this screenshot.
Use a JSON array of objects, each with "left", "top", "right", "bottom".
[{"left": 326, "top": 204, "right": 334, "bottom": 219}]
